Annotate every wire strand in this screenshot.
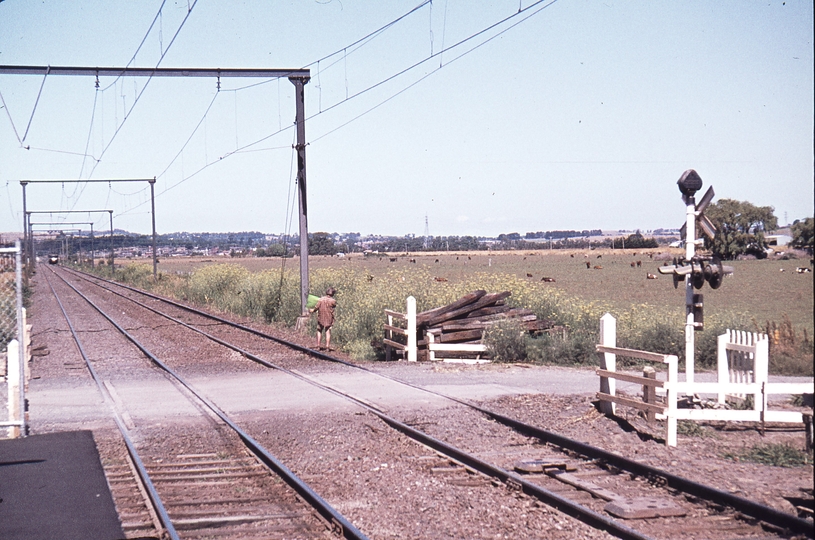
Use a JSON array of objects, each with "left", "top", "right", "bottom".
[
  {"left": 99, "top": 0, "right": 168, "bottom": 92},
  {"left": 86, "top": 0, "right": 199, "bottom": 181},
  {"left": 0, "top": 89, "right": 23, "bottom": 145},
  {"left": 21, "top": 66, "right": 50, "bottom": 143}
]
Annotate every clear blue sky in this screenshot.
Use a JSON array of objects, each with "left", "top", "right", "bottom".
[{"left": 1, "top": 0, "right": 813, "bottom": 238}]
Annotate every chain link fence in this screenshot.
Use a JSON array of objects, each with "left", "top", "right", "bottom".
[
  {"left": 1, "top": 244, "right": 21, "bottom": 357},
  {"left": 1, "top": 241, "right": 25, "bottom": 436}
]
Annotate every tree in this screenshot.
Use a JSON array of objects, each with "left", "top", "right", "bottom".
[
  {"left": 308, "top": 232, "right": 337, "bottom": 255},
  {"left": 790, "top": 217, "right": 814, "bottom": 252},
  {"left": 266, "top": 243, "right": 287, "bottom": 257},
  {"left": 623, "top": 231, "right": 658, "bottom": 249},
  {"left": 704, "top": 199, "right": 778, "bottom": 259}
]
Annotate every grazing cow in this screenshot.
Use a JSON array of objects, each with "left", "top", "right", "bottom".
[
  {"left": 468, "top": 256, "right": 471, "bottom": 260},
  {"left": 585, "top": 261, "right": 591, "bottom": 269},
  {"left": 389, "top": 257, "right": 397, "bottom": 262},
  {"left": 526, "top": 273, "right": 533, "bottom": 278},
  {"left": 637, "top": 261, "right": 642, "bottom": 267},
  {"left": 541, "top": 277, "right": 556, "bottom": 282},
  {"left": 435, "top": 259, "right": 439, "bottom": 263},
  {"left": 434, "top": 277, "right": 448, "bottom": 282},
  {"left": 570, "top": 254, "right": 574, "bottom": 258},
  {"left": 630, "top": 262, "right": 636, "bottom": 268},
  {"left": 780, "top": 268, "right": 785, "bottom": 272},
  {"left": 797, "top": 267, "right": 812, "bottom": 273},
  {"left": 594, "top": 265, "right": 603, "bottom": 270},
  {"left": 647, "top": 273, "right": 658, "bottom": 279},
  {"left": 409, "top": 258, "right": 416, "bottom": 263},
  {"left": 597, "top": 255, "right": 602, "bottom": 259}
]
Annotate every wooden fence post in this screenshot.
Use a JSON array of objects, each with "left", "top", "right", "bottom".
[
  {"left": 642, "top": 366, "right": 656, "bottom": 423},
  {"left": 6, "top": 339, "right": 21, "bottom": 438},
  {"left": 598, "top": 313, "right": 616, "bottom": 415},
  {"left": 385, "top": 311, "right": 394, "bottom": 362},
  {"left": 665, "top": 355, "right": 678, "bottom": 447},
  {"left": 717, "top": 331, "right": 729, "bottom": 405},
  {"left": 406, "top": 296, "right": 417, "bottom": 362},
  {"left": 755, "top": 335, "right": 769, "bottom": 415}
]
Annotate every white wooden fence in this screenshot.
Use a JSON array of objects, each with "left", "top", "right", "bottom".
[
  {"left": 596, "top": 314, "right": 814, "bottom": 447},
  {"left": 596, "top": 313, "right": 679, "bottom": 446},
  {"left": 383, "top": 296, "right": 487, "bottom": 363},
  {"left": 717, "top": 329, "right": 767, "bottom": 404},
  {"left": 384, "top": 296, "right": 417, "bottom": 362}
]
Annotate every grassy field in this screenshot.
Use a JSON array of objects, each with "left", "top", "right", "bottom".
[
  {"left": 112, "top": 248, "right": 812, "bottom": 373},
  {"left": 149, "top": 248, "right": 813, "bottom": 336}
]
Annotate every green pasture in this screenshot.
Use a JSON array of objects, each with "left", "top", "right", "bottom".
[
  {"left": 154, "top": 250, "right": 813, "bottom": 333},
  {"left": 120, "top": 249, "right": 813, "bottom": 374}
]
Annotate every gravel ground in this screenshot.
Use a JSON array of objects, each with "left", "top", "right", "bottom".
[{"left": 13, "top": 269, "right": 814, "bottom": 539}]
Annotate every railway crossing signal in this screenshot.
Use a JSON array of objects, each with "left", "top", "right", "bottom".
[
  {"left": 661, "top": 169, "right": 735, "bottom": 390},
  {"left": 658, "top": 255, "right": 731, "bottom": 290}
]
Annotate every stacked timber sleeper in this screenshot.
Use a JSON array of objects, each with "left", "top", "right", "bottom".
[{"left": 414, "top": 290, "right": 554, "bottom": 361}]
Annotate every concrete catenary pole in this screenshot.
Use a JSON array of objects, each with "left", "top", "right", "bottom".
[
  {"left": 290, "top": 75, "right": 311, "bottom": 316},
  {"left": 150, "top": 177, "right": 157, "bottom": 279}
]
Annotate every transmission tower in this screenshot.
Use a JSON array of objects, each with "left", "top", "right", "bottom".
[{"left": 423, "top": 215, "right": 430, "bottom": 249}]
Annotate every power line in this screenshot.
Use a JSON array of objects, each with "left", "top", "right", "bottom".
[
  {"left": 99, "top": 0, "right": 168, "bottom": 92},
  {"left": 155, "top": 92, "right": 220, "bottom": 180},
  {"left": 306, "top": 0, "right": 432, "bottom": 70},
  {"left": 85, "top": 0, "right": 200, "bottom": 180},
  {"left": 123, "top": 0, "right": 560, "bottom": 218},
  {"left": 12, "top": 0, "right": 558, "bottom": 227},
  {"left": 20, "top": 67, "right": 49, "bottom": 144},
  {"left": 0, "top": 89, "right": 22, "bottom": 145}
]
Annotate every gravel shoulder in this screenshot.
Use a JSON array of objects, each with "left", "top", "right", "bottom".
[{"left": 15, "top": 271, "right": 814, "bottom": 539}]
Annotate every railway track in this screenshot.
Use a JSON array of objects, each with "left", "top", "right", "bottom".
[
  {"left": 37, "top": 266, "right": 813, "bottom": 539},
  {"left": 42, "top": 268, "right": 364, "bottom": 540}
]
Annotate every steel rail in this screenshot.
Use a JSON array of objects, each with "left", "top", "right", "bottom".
[
  {"left": 64, "top": 267, "right": 815, "bottom": 537},
  {"left": 47, "top": 267, "right": 370, "bottom": 540},
  {"left": 58, "top": 267, "right": 653, "bottom": 540},
  {"left": 42, "top": 270, "right": 180, "bottom": 540}
]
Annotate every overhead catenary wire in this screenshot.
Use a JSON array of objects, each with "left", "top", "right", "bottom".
[
  {"left": 5, "top": 0, "right": 439, "bottom": 224},
  {"left": 21, "top": 66, "right": 49, "bottom": 144},
  {"left": 84, "top": 0, "right": 199, "bottom": 180},
  {"left": 0, "top": 89, "right": 23, "bottom": 145},
  {"left": 78, "top": 90, "right": 101, "bottom": 181},
  {"left": 16, "top": 0, "right": 558, "bottom": 230},
  {"left": 99, "top": 0, "right": 169, "bottom": 92},
  {"left": 8, "top": 0, "right": 197, "bottom": 223}
]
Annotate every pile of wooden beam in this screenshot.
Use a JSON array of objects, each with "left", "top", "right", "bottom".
[{"left": 416, "top": 290, "right": 554, "bottom": 360}]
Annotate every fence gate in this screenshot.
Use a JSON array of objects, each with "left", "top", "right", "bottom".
[{"left": 1, "top": 241, "right": 26, "bottom": 438}]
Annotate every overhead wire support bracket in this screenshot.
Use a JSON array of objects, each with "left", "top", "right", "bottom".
[
  {"left": 6, "top": 66, "right": 313, "bottom": 313},
  {"left": 0, "top": 65, "right": 310, "bottom": 80},
  {"left": 19, "top": 178, "right": 160, "bottom": 279}
]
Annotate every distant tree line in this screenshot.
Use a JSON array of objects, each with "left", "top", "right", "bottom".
[{"left": 524, "top": 229, "right": 603, "bottom": 240}]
